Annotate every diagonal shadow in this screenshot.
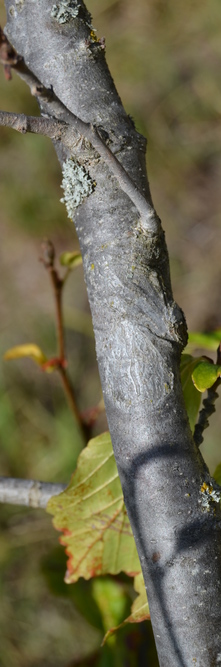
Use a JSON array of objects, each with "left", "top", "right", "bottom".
[{"left": 119, "top": 443, "right": 221, "bottom": 667}]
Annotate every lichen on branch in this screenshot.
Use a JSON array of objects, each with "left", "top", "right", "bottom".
[
  {"left": 51, "top": 0, "right": 80, "bottom": 24},
  {"left": 51, "top": 0, "right": 92, "bottom": 26},
  {"left": 60, "top": 157, "right": 95, "bottom": 218}
]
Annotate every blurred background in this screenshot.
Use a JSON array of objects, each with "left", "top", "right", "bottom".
[{"left": 0, "top": 0, "right": 221, "bottom": 664}]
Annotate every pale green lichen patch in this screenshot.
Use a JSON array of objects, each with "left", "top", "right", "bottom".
[
  {"left": 200, "top": 481, "right": 221, "bottom": 511},
  {"left": 60, "top": 158, "right": 95, "bottom": 218},
  {"left": 51, "top": 0, "right": 80, "bottom": 24}
]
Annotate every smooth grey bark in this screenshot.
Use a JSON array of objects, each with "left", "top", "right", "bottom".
[{"left": 3, "top": 2, "right": 221, "bottom": 665}]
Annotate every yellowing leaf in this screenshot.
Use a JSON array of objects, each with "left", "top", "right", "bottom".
[
  {"left": 47, "top": 433, "right": 141, "bottom": 583},
  {"left": 102, "top": 572, "right": 150, "bottom": 644},
  {"left": 4, "top": 343, "right": 48, "bottom": 367},
  {"left": 60, "top": 251, "right": 82, "bottom": 269},
  {"left": 192, "top": 361, "right": 221, "bottom": 393},
  {"left": 180, "top": 354, "right": 202, "bottom": 431}
]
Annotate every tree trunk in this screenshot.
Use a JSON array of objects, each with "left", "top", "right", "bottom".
[{"left": 3, "top": 2, "right": 221, "bottom": 664}]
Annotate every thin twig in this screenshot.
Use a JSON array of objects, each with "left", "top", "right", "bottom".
[
  {"left": 40, "top": 240, "right": 65, "bottom": 360},
  {"left": 0, "top": 477, "right": 66, "bottom": 508},
  {"left": 59, "top": 366, "right": 85, "bottom": 425},
  {"left": 48, "top": 268, "right": 65, "bottom": 362},
  {"left": 40, "top": 240, "right": 86, "bottom": 432},
  {"left": 0, "top": 110, "right": 66, "bottom": 138}
]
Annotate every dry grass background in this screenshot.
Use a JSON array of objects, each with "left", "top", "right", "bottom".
[{"left": 0, "top": 0, "right": 221, "bottom": 665}]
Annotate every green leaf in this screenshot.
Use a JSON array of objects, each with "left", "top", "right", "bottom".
[
  {"left": 187, "top": 330, "right": 221, "bottom": 352},
  {"left": 4, "top": 343, "right": 48, "bottom": 367},
  {"left": 102, "top": 572, "right": 150, "bottom": 644},
  {"left": 180, "top": 354, "right": 202, "bottom": 431},
  {"left": 213, "top": 463, "right": 221, "bottom": 486},
  {"left": 60, "top": 251, "right": 82, "bottom": 269},
  {"left": 92, "top": 577, "right": 129, "bottom": 635},
  {"left": 47, "top": 433, "right": 141, "bottom": 583},
  {"left": 192, "top": 361, "right": 221, "bottom": 392}
]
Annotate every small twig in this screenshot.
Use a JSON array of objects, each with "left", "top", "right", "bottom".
[
  {"left": 41, "top": 241, "right": 65, "bottom": 362},
  {"left": 193, "top": 343, "right": 221, "bottom": 448},
  {"left": 40, "top": 241, "right": 93, "bottom": 440},
  {"left": 0, "top": 110, "right": 66, "bottom": 139},
  {"left": 0, "top": 28, "right": 160, "bottom": 234},
  {"left": 40, "top": 240, "right": 65, "bottom": 361},
  {"left": 59, "top": 366, "right": 85, "bottom": 423},
  {"left": 40, "top": 241, "right": 84, "bottom": 426},
  {"left": 0, "top": 477, "right": 66, "bottom": 508}
]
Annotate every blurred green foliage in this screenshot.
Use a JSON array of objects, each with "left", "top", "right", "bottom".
[{"left": 0, "top": 0, "right": 221, "bottom": 664}]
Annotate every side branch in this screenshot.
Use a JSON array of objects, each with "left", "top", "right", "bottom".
[
  {"left": 0, "top": 110, "right": 65, "bottom": 138},
  {"left": 0, "top": 108, "right": 157, "bottom": 230},
  {"left": 0, "top": 33, "right": 160, "bottom": 233},
  {"left": 0, "top": 477, "right": 66, "bottom": 508}
]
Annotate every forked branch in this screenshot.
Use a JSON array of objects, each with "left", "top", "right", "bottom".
[{"left": 0, "top": 28, "right": 159, "bottom": 233}]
